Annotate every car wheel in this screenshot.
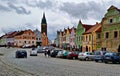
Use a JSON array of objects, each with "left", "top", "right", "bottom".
[
  {"left": 85, "top": 57, "right": 89, "bottom": 61},
  {"left": 73, "top": 57, "right": 75, "bottom": 60},
  {"left": 104, "top": 61, "right": 108, "bottom": 64},
  {"left": 95, "top": 60, "right": 98, "bottom": 62},
  {"left": 112, "top": 60, "right": 116, "bottom": 64}
]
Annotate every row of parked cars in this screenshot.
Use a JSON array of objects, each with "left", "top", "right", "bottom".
[
  {"left": 15, "top": 47, "right": 120, "bottom": 64},
  {"left": 15, "top": 46, "right": 54, "bottom": 58},
  {"left": 50, "top": 49, "right": 120, "bottom": 64}
]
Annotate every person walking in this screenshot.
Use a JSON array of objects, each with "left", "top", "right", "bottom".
[
  {"left": 47, "top": 50, "right": 51, "bottom": 57},
  {"left": 44, "top": 49, "right": 47, "bottom": 57}
]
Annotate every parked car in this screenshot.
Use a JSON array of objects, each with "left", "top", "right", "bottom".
[
  {"left": 94, "top": 50, "right": 108, "bottom": 62},
  {"left": 22, "top": 44, "right": 31, "bottom": 48},
  {"left": 103, "top": 52, "right": 120, "bottom": 64},
  {"left": 50, "top": 49, "right": 62, "bottom": 57},
  {"left": 42, "top": 47, "right": 47, "bottom": 52},
  {"left": 78, "top": 52, "right": 95, "bottom": 61},
  {"left": 16, "top": 50, "right": 27, "bottom": 58},
  {"left": 37, "top": 47, "right": 44, "bottom": 53},
  {"left": 56, "top": 50, "right": 66, "bottom": 58},
  {"left": 30, "top": 48, "right": 37, "bottom": 56},
  {"left": 67, "top": 51, "right": 80, "bottom": 59},
  {"left": 63, "top": 51, "right": 70, "bottom": 58}
]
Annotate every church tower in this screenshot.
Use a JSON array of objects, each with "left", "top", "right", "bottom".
[
  {"left": 41, "top": 13, "right": 47, "bottom": 36},
  {"left": 41, "top": 13, "right": 49, "bottom": 46}
]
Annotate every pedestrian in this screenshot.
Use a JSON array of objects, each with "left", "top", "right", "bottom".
[
  {"left": 44, "top": 49, "right": 47, "bottom": 57},
  {"left": 47, "top": 50, "right": 51, "bottom": 57}
]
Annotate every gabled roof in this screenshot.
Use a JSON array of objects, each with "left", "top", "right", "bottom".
[
  {"left": 83, "top": 23, "right": 101, "bottom": 34},
  {"left": 107, "top": 5, "right": 120, "bottom": 12},
  {"left": 2, "top": 31, "right": 19, "bottom": 38},
  {"left": 78, "top": 20, "right": 93, "bottom": 32},
  {"left": 7, "top": 31, "right": 19, "bottom": 38},
  {"left": 15, "top": 31, "right": 24, "bottom": 36}
]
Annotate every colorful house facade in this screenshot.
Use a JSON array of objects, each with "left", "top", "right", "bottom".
[
  {"left": 65, "top": 27, "right": 71, "bottom": 49},
  {"left": 70, "top": 27, "right": 76, "bottom": 49},
  {"left": 82, "top": 23, "right": 101, "bottom": 52},
  {"left": 101, "top": 5, "right": 120, "bottom": 52},
  {"left": 75, "top": 20, "right": 93, "bottom": 51},
  {"left": 14, "top": 29, "right": 36, "bottom": 47},
  {"left": 33, "top": 29, "right": 42, "bottom": 46}
]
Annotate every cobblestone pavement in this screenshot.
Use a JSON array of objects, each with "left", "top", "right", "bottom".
[
  {"left": 0, "top": 47, "right": 120, "bottom": 76},
  {"left": 0, "top": 47, "right": 33, "bottom": 76}
]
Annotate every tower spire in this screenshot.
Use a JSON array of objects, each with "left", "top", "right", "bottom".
[{"left": 41, "top": 12, "right": 47, "bottom": 24}]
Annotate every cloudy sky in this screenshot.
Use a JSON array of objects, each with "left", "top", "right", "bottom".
[{"left": 0, "top": 0, "right": 120, "bottom": 41}]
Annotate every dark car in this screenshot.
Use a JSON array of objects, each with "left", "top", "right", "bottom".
[
  {"left": 16, "top": 50, "right": 27, "bottom": 58},
  {"left": 103, "top": 52, "right": 120, "bottom": 64},
  {"left": 67, "top": 51, "right": 80, "bottom": 59},
  {"left": 50, "top": 50, "right": 62, "bottom": 57},
  {"left": 94, "top": 51, "right": 108, "bottom": 62}
]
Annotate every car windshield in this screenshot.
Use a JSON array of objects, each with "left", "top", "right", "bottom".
[{"left": 105, "top": 53, "right": 113, "bottom": 56}]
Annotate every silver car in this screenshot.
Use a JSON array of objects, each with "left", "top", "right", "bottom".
[
  {"left": 30, "top": 48, "right": 37, "bottom": 56},
  {"left": 78, "top": 52, "right": 95, "bottom": 61}
]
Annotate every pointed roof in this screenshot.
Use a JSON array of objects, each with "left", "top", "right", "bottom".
[
  {"left": 78, "top": 20, "right": 93, "bottom": 31},
  {"left": 41, "top": 13, "right": 47, "bottom": 24},
  {"left": 107, "top": 5, "right": 120, "bottom": 12}
]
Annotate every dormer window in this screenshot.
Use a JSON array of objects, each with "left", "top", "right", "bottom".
[{"left": 110, "top": 19, "right": 113, "bottom": 23}]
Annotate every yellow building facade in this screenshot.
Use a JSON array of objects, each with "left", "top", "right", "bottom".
[{"left": 82, "top": 23, "right": 101, "bottom": 52}]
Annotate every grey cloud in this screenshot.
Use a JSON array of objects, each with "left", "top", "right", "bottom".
[
  {"left": 26, "top": 0, "right": 54, "bottom": 9},
  {"left": 59, "top": 1, "right": 106, "bottom": 20},
  {"left": 0, "top": 4, "right": 10, "bottom": 12},
  {"left": 8, "top": 3, "right": 31, "bottom": 15}
]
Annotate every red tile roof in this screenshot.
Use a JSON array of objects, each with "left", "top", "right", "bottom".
[
  {"left": 2, "top": 31, "right": 19, "bottom": 38},
  {"left": 79, "top": 20, "right": 94, "bottom": 32},
  {"left": 83, "top": 23, "right": 101, "bottom": 34}
]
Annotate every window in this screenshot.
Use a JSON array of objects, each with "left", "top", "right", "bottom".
[
  {"left": 110, "top": 19, "right": 113, "bottom": 23},
  {"left": 36, "top": 38, "right": 38, "bottom": 40},
  {"left": 89, "top": 35, "right": 91, "bottom": 41},
  {"left": 114, "top": 31, "right": 118, "bottom": 38},
  {"left": 32, "top": 37, "right": 34, "bottom": 39},
  {"left": 32, "top": 41, "right": 34, "bottom": 44},
  {"left": 79, "top": 36, "right": 80, "bottom": 41},
  {"left": 39, "top": 38, "right": 41, "bottom": 40},
  {"left": 105, "top": 32, "right": 109, "bottom": 38},
  {"left": 86, "top": 36, "right": 88, "bottom": 41}
]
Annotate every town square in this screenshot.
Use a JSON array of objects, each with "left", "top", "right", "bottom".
[{"left": 0, "top": 0, "right": 120, "bottom": 76}]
